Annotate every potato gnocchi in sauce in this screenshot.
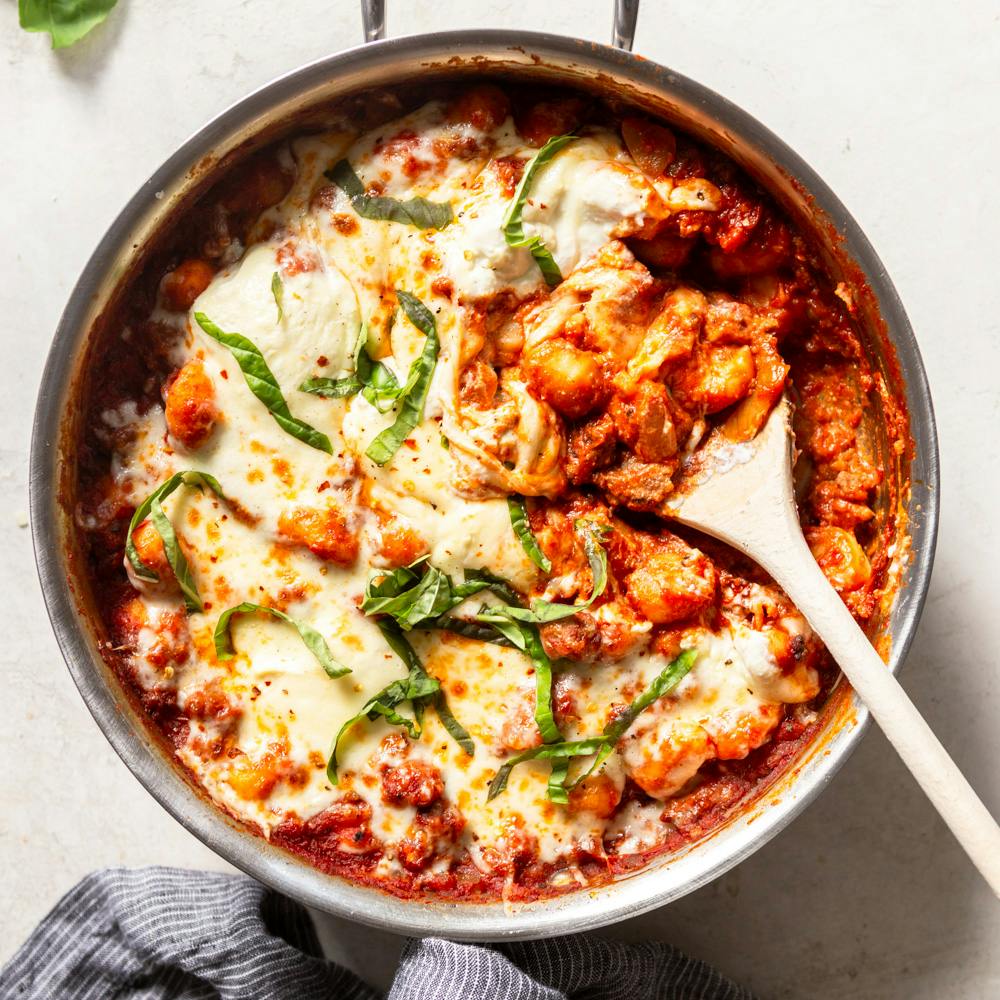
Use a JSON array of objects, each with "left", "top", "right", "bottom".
[{"left": 75, "top": 83, "right": 895, "bottom": 901}]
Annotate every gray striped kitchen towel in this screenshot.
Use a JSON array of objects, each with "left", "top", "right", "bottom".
[{"left": 0, "top": 867, "right": 754, "bottom": 999}]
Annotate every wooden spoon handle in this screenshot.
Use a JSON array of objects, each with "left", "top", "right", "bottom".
[{"left": 765, "top": 533, "right": 1000, "bottom": 898}]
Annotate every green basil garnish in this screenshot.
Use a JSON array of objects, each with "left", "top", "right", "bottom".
[
  {"left": 487, "top": 649, "right": 699, "bottom": 802},
  {"left": 214, "top": 602, "right": 350, "bottom": 678},
  {"left": 501, "top": 134, "right": 577, "bottom": 287},
  {"left": 362, "top": 561, "right": 521, "bottom": 632},
  {"left": 480, "top": 520, "right": 609, "bottom": 626},
  {"left": 271, "top": 271, "right": 284, "bottom": 323},
  {"left": 125, "top": 471, "right": 224, "bottom": 614},
  {"left": 194, "top": 312, "right": 332, "bottom": 454},
  {"left": 19, "top": 0, "right": 117, "bottom": 49},
  {"left": 363, "top": 291, "right": 439, "bottom": 466},
  {"left": 300, "top": 323, "right": 405, "bottom": 413},
  {"left": 327, "top": 160, "right": 453, "bottom": 230},
  {"left": 487, "top": 738, "right": 609, "bottom": 801},
  {"left": 508, "top": 496, "right": 552, "bottom": 572},
  {"left": 326, "top": 618, "right": 471, "bottom": 783}
]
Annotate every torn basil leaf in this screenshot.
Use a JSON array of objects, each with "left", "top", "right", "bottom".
[
  {"left": 214, "top": 602, "right": 350, "bottom": 678},
  {"left": 125, "top": 471, "right": 224, "bottom": 614},
  {"left": 195, "top": 312, "right": 332, "bottom": 453},
  {"left": 19, "top": 0, "right": 117, "bottom": 49},
  {"left": 501, "top": 134, "right": 577, "bottom": 287},
  {"left": 508, "top": 496, "right": 552, "bottom": 572},
  {"left": 327, "top": 160, "right": 453, "bottom": 230},
  {"left": 364, "top": 291, "right": 439, "bottom": 466}
]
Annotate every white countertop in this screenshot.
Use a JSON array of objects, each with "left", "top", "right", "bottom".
[{"left": 2, "top": 2, "right": 998, "bottom": 996}]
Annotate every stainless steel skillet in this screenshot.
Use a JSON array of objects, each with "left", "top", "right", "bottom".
[{"left": 29, "top": 0, "right": 938, "bottom": 940}]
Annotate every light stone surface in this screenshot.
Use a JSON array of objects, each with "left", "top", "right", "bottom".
[{"left": 2, "top": 2, "right": 998, "bottom": 997}]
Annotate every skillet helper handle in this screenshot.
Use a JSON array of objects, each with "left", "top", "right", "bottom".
[{"left": 359, "top": 0, "right": 640, "bottom": 50}]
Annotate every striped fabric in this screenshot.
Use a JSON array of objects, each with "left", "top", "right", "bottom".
[{"left": 0, "top": 867, "right": 754, "bottom": 999}]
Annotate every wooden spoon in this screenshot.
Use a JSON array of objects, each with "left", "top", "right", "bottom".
[{"left": 667, "top": 395, "right": 1000, "bottom": 897}]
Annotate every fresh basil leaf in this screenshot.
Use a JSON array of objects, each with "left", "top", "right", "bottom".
[
  {"left": 488, "top": 519, "right": 610, "bottom": 625},
  {"left": 327, "top": 160, "right": 453, "bottom": 230},
  {"left": 487, "top": 737, "right": 609, "bottom": 801},
  {"left": 326, "top": 682, "right": 418, "bottom": 784},
  {"left": 452, "top": 567, "right": 523, "bottom": 607},
  {"left": 364, "top": 561, "right": 523, "bottom": 632},
  {"left": 19, "top": 0, "right": 117, "bottom": 49},
  {"left": 501, "top": 134, "right": 577, "bottom": 287},
  {"left": 271, "top": 271, "right": 284, "bottom": 323},
  {"left": 603, "top": 648, "right": 698, "bottom": 743},
  {"left": 507, "top": 496, "right": 552, "bottom": 572},
  {"left": 435, "top": 691, "right": 475, "bottom": 757},
  {"left": 473, "top": 608, "right": 530, "bottom": 650},
  {"left": 214, "top": 602, "right": 350, "bottom": 678},
  {"left": 364, "top": 291, "right": 439, "bottom": 466},
  {"left": 125, "top": 471, "right": 224, "bottom": 614},
  {"left": 474, "top": 606, "right": 560, "bottom": 747},
  {"left": 363, "top": 563, "right": 456, "bottom": 630},
  {"left": 428, "top": 616, "right": 516, "bottom": 647},
  {"left": 524, "top": 623, "right": 561, "bottom": 745},
  {"left": 299, "top": 375, "right": 362, "bottom": 398},
  {"left": 547, "top": 759, "right": 571, "bottom": 804},
  {"left": 489, "top": 649, "right": 699, "bottom": 801},
  {"left": 195, "top": 312, "right": 332, "bottom": 454},
  {"left": 566, "top": 649, "right": 699, "bottom": 792},
  {"left": 377, "top": 619, "right": 472, "bottom": 755}
]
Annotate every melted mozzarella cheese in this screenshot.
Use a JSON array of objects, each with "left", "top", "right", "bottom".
[{"left": 108, "top": 99, "right": 815, "bottom": 878}]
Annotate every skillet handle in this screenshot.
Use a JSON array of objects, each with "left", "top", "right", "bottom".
[
  {"left": 361, "top": 0, "right": 385, "bottom": 43},
  {"left": 611, "top": 0, "right": 639, "bottom": 50},
  {"left": 360, "top": 0, "right": 640, "bottom": 51}
]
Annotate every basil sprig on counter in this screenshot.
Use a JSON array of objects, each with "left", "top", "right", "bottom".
[
  {"left": 125, "top": 471, "right": 224, "bottom": 614},
  {"left": 19, "top": 0, "right": 117, "bottom": 49},
  {"left": 501, "top": 134, "right": 577, "bottom": 287},
  {"left": 214, "top": 602, "right": 350, "bottom": 678},
  {"left": 487, "top": 649, "right": 699, "bottom": 801},
  {"left": 271, "top": 272, "right": 284, "bottom": 323},
  {"left": 508, "top": 496, "right": 552, "bottom": 572},
  {"left": 326, "top": 619, "right": 472, "bottom": 783},
  {"left": 327, "top": 160, "right": 453, "bottom": 230},
  {"left": 363, "top": 291, "right": 440, "bottom": 466},
  {"left": 194, "top": 312, "right": 332, "bottom": 454}
]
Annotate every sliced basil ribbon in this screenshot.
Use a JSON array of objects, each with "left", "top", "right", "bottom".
[
  {"left": 363, "top": 291, "right": 439, "bottom": 466},
  {"left": 125, "top": 471, "right": 224, "bottom": 614},
  {"left": 271, "top": 271, "right": 284, "bottom": 323},
  {"left": 214, "top": 602, "right": 350, "bottom": 678},
  {"left": 300, "top": 323, "right": 403, "bottom": 413},
  {"left": 326, "top": 618, "right": 472, "bottom": 783},
  {"left": 508, "top": 496, "right": 552, "bottom": 572},
  {"left": 487, "top": 649, "right": 699, "bottom": 801},
  {"left": 327, "top": 160, "right": 453, "bottom": 230},
  {"left": 479, "top": 520, "right": 609, "bottom": 625},
  {"left": 487, "top": 738, "right": 608, "bottom": 801},
  {"left": 194, "top": 312, "right": 332, "bottom": 454},
  {"left": 501, "top": 134, "right": 577, "bottom": 287},
  {"left": 361, "top": 561, "right": 520, "bottom": 632}
]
